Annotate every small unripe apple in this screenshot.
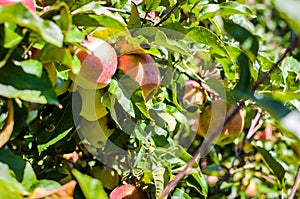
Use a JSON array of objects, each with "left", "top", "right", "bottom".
[
  {"left": 109, "top": 184, "right": 147, "bottom": 199},
  {"left": 184, "top": 80, "right": 206, "bottom": 105},
  {"left": 198, "top": 100, "right": 244, "bottom": 146},
  {"left": 70, "top": 36, "right": 118, "bottom": 89},
  {"left": 117, "top": 54, "right": 160, "bottom": 101},
  {"left": 90, "top": 166, "right": 120, "bottom": 190},
  {"left": 0, "top": 0, "right": 36, "bottom": 12}
]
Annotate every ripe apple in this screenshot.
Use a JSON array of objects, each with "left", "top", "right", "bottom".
[
  {"left": 184, "top": 80, "right": 206, "bottom": 105},
  {"left": 0, "top": 0, "right": 36, "bottom": 12},
  {"left": 198, "top": 100, "right": 244, "bottom": 146},
  {"left": 117, "top": 54, "right": 160, "bottom": 101},
  {"left": 70, "top": 36, "right": 118, "bottom": 89},
  {"left": 109, "top": 184, "right": 147, "bottom": 199}
]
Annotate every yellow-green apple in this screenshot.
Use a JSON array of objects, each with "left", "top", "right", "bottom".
[
  {"left": 0, "top": 0, "right": 35, "bottom": 12},
  {"left": 198, "top": 100, "right": 244, "bottom": 146},
  {"left": 78, "top": 87, "right": 108, "bottom": 121},
  {"left": 70, "top": 36, "right": 118, "bottom": 89},
  {"left": 77, "top": 115, "right": 115, "bottom": 148},
  {"left": 90, "top": 166, "right": 120, "bottom": 190},
  {"left": 109, "top": 184, "right": 147, "bottom": 199},
  {"left": 117, "top": 54, "right": 160, "bottom": 101}
]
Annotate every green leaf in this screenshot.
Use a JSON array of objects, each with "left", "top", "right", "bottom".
[
  {"left": 22, "top": 162, "right": 38, "bottom": 191},
  {"left": 72, "top": 169, "right": 109, "bottom": 199},
  {"left": 14, "top": 59, "right": 43, "bottom": 77},
  {"left": 234, "top": 53, "right": 251, "bottom": 96},
  {"left": 185, "top": 27, "right": 228, "bottom": 56},
  {"left": 272, "top": 0, "right": 300, "bottom": 35},
  {"left": 0, "top": 162, "right": 29, "bottom": 196},
  {"left": 72, "top": 2, "right": 126, "bottom": 31},
  {"left": 153, "top": 167, "right": 166, "bottom": 198},
  {"left": 282, "top": 56, "right": 300, "bottom": 82},
  {"left": 4, "top": 23, "right": 23, "bottom": 48},
  {"left": 37, "top": 127, "right": 73, "bottom": 153},
  {"left": 255, "top": 97, "right": 290, "bottom": 120},
  {"left": 256, "top": 146, "right": 285, "bottom": 181},
  {"left": 0, "top": 63, "right": 58, "bottom": 105},
  {"left": 0, "top": 3, "right": 63, "bottom": 47},
  {"left": 224, "top": 21, "right": 259, "bottom": 59},
  {"left": 199, "top": 2, "right": 254, "bottom": 21},
  {"left": 155, "top": 30, "right": 190, "bottom": 55},
  {"left": 39, "top": 44, "right": 74, "bottom": 72},
  {"left": 128, "top": 2, "right": 141, "bottom": 29},
  {"left": 172, "top": 188, "right": 191, "bottom": 199},
  {"left": 144, "top": 0, "right": 161, "bottom": 12},
  {"left": 0, "top": 149, "right": 26, "bottom": 182}
]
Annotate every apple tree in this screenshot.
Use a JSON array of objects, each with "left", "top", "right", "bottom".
[{"left": 0, "top": 0, "right": 300, "bottom": 198}]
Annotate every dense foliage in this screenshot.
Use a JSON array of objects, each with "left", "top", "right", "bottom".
[{"left": 0, "top": 0, "right": 300, "bottom": 198}]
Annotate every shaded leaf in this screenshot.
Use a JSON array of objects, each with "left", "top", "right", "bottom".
[
  {"left": 128, "top": 2, "right": 141, "bottom": 29},
  {"left": 224, "top": 21, "right": 259, "bottom": 59},
  {"left": 256, "top": 146, "right": 285, "bottom": 181},
  {"left": 0, "top": 63, "right": 58, "bottom": 105}
]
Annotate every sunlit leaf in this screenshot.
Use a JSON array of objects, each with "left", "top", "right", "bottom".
[
  {"left": 272, "top": 0, "right": 300, "bottom": 34},
  {"left": 72, "top": 169, "right": 109, "bottom": 199},
  {"left": 0, "top": 3, "right": 63, "bottom": 47},
  {"left": 199, "top": 2, "right": 254, "bottom": 21}
]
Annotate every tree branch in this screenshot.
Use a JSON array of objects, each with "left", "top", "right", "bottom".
[
  {"left": 288, "top": 166, "right": 300, "bottom": 199},
  {"left": 154, "top": 2, "right": 180, "bottom": 27}
]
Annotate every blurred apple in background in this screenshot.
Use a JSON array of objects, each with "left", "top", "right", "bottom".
[{"left": 198, "top": 100, "right": 244, "bottom": 146}]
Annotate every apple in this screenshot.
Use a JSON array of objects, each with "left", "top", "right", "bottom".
[
  {"left": 70, "top": 36, "right": 118, "bottom": 89},
  {"left": 77, "top": 115, "right": 115, "bottom": 148},
  {"left": 90, "top": 166, "right": 120, "bottom": 190},
  {"left": 184, "top": 80, "right": 206, "bottom": 105},
  {"left": 198, "top": 100, "right": 244, "bottom": 146},
  {"left": 0, "top": 0, "right": 36, "bottom": 12},
  {"left": 117, "top": 54, "right": 160, "bottom": 101},
  {"left": 109, "top": 184, "right": 147, "bottom": 199},
  {"left": 78, "top": 87, "right": 108, "bottom": 121}
]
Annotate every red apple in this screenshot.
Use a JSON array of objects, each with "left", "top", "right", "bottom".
[
  {"left": 70, "top": 36, "right": 118, "bottom": 89},
  {"left": 117, "top": 54, "right": 160, "bottom": 101},
  {"left": 0, "top": 0, "right": 36, "bottom": 12},
  {"left": 109, "top": 184, "right": 147, "bottom": 199}
]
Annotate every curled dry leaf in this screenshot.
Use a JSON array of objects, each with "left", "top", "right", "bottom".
[
  {"left": 0, "top": 99, "right": 14, "bottom": 148},
  {"left": 29, "top": 180, "right": 77, "bottom": 199}
]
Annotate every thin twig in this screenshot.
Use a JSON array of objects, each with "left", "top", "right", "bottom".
[
  {"left": 102, "top": 7, "right": 157, "bottom": 24},
  {"left": 159, "top": 35, "right": 300, "bottom": 198},
  {"left": 288, "top": 166, "right": 300, "bottom": 199},
  {"left": 251, "top": 36, "right": 299, "bottom": 92},
  {"left": 154, "top": 2, "right": 180, "bottom": 27},
  {"left": 231, "top": 108, "right": 262, "bottom": 168}
]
